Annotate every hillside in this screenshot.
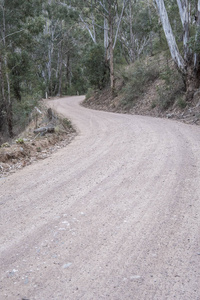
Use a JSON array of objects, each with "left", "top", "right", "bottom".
[
  {"left": 82, "top": 56, "right": 200, "bottom": 126},
  {"left": 0, "top": 100, "right": 76, "bottom": 177}
]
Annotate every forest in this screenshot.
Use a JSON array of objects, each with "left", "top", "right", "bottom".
[{"left": 0, "top": 0, "right": 200, "bottom": 140}]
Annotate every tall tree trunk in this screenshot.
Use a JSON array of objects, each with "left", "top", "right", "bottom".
[
  {"left": 6, "top": 102, "right": 13, "bottom": 138},
  {"left": 147, "top": 0, "right": 153, "bottom": 56},
  {"left": 104, "top": 17, "right": 109, "bottom": 60},
  {"left": 2, "top": 0, "right": 13, "bottom": 137},
  {"left": 0, "top": 55, "right": 6, "bottom": 108},
  {"left": 46, "top": 20, "right": 55, "bottom": 96},
  {"left": 155, "top": 0, "right": 200, "bottom": 100},
  {"left": 108, "top": 5, "right": 115, "bottom": 94},
  {"left": 155, "top": 0, "right": 186, "bottom": 73},
  {"left": 58, "top": 40, "right": 63, "bottom": 97},
  {"left": 0, "top": 54, "right": 6, "bottom": 132},
  {"left": 177, "top": 0, "right": 190, "bottom": 61},
  {"left": 129, "top": 0, "right": 135, "bottom": 62},
  {"left": 66, "top": 54, "right": 70, "bottom": 92}
]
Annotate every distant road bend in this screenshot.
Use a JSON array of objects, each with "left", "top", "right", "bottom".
[{"left": 0, "top": 96, "right": 200, "bottom": 300}]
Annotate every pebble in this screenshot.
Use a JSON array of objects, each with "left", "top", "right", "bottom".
[
  {"left": 62, "top": 263, "right": 72, "bottom": 269},
  {"left": 130, "top": 275, "right": 141, "bottom": 279}
]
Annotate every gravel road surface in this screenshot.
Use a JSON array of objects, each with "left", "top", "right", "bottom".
[{"left": 0, "top": 96, "right": 200, "bottom": 300}]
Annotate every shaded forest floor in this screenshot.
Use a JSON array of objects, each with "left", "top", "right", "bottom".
[{"left": 0, "top": 99, "right": 76, "bottom": 178}]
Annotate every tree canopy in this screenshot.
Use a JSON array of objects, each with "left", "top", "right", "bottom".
[{"left": 0, "top": 0, "right": 200, "bottom": 138}]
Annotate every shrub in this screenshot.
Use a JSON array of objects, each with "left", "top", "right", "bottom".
[
  {"left": 84, "top": 45, "right": 110, "bottom": 89},
  {"left": 121, "top": 60, "right": 160, "bottom": 109},
  {"left": 177, "top": 97, "right": 187, "bottom": 109},
  {"left": 151, "top": 101, "right": 157, "bottom": 109},
  {"left": 16, "top": 138, "right": 24, "bottom": 144},
  {"left": 62, "top": 118, "right": 72, "bottom": 129},
  {"left": 157, "top": 66, "right": 185, "bottom": 110},
  {"left": 85, "top": 88, "right": 95, "bottom": 100}
]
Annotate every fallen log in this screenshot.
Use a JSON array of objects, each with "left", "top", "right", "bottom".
[{"left": 34, "top": 126, "right": 55, "bottom": 134}]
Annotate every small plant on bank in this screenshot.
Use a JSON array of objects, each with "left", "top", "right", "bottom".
[
  {"left": 16, "top": 138, "right": 25, "bottom": 144},
  {"left": 62, "top": 118, "right": 72, "bottom": 129},
  {"left": 176, "top": 97, "right": 187, "bottom": 109}
]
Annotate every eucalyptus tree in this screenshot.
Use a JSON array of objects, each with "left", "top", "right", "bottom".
[
  {"left": 119, "top": 0, "right": 157, "bottom": 63},
  {"left": 155, "top": 0, "right": 200, "bottom": 98},
  {"left": 0, "top": 0, "right": 44, "bottom": 137},
  {"left": 72, "top": 0, "right": 128, "bottom": 92},
  {"left": 42, "top": 0, "right": 89, "bottom": 96}
]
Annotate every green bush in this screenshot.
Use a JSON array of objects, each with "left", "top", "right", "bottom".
[
  {"left": 121, "top": 60, "right": 160, "bottom": 109},
  {"left": 177, "top": 97, "right": 187, "bottom": 109},
  {"left": 151, "top": 101, "right": 157, "bottom": 109},
  {"left": 157, "top": 66, "right": 185, "bottom": 110},
  {"left": 84, "top": 45, "right": 109, "bottom": 89},
  {"left": 12, "top": 92, "right": 41, "bottom": 132},
  {"left": 62, "top": 118, "right": 72, "bottom": 129},
  {"left": 16, "top": 138, "right": 25, "bottom": 144},
  {"left": 85, "top": 88, "right": 94, "bottom": 100}
]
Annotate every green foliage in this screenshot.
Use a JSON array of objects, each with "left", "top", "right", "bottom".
[
  {"left": 188, "top": 29, "right": 200, "bottom": 54},
  {"left": 26, "top": 16, "right": 46, "bottom": 35},
  {"left": 16, "top": 138, "right": 24, "bottom": 144},
  {"left": 13, "top": 93, "right": 41, "bottom": 132},
  {"left": 84, "top": 45, "right": 109, "bottom": 89},
  {"left": 121, "top": 61, "right": 160, "bottom": 109},
  {"left": 62, "top": 118, "right": 72, "bottom": 129},
  {"left": 86, "top": 88, "right": 95, "bottom": 100},
  {"left": 176, "top": 97, "right": 187, "bottom": 109},
  {"left": 151, "top": 101, "right": 157, "bottom": 109},
  {"left": 157, "top": 67, "right": 185, "bottom": 110}
]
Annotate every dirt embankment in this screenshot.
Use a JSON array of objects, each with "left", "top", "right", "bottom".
[
  {"left": 0, "top": 100, "right": 76, "bottom": 178},
  {"left": 82, "top": 80, "right": 200, "bottom": 126}
]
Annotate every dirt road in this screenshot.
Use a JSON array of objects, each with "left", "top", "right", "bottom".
[{"left": 0, "top": 96, "right": 200, "bottom": 300}]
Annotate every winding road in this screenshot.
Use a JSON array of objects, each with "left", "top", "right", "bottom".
[{"left": 0, "top": 96, "right": 200, "bottom": 300}]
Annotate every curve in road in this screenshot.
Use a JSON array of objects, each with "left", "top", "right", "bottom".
[{"left": 0, "top": 96, "right": 200, "bottom": 300}]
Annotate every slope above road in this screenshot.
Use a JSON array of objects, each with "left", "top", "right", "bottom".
[{"left": 0, "top": 96, "right": 200, "bottom": 300}]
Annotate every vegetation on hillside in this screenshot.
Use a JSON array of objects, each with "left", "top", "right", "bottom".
[{"left": 0, "top": 0, "right": 200, "bottom": 142}]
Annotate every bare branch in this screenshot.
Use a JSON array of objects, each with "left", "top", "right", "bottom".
[
  {"left": 113, "top": 0, "right": 128, "bottom": 49},
  {"left": 79, "top": 14, "right": 97, "bottom": 44}
]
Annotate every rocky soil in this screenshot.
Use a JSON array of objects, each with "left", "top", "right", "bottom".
[
  {"left": 0, "top": 100, "right": 76, "bottom": 178},
  {"left": 82, "top": 77, "right": 200, "bottom": 127}
]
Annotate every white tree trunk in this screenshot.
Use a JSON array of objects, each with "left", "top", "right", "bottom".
[
  {"left": 176, "top": 0, "right": 190, "bottom": 60},
  {"left": 129, "top": 0, "right": 135, "bottom": 62},
  {"left": 113, "top": 0, "right": 127, "bottom": 49},
  {"left": 108, "top": 3, "right": 114, "bottom": 92},
  {"left": 104, "top": 17, "right": 109, "bottom": 59},
  {"left": 2, "top": 0, "right": 11, "bottom": 105},
  {"left": 155, "top": 0, "right": 186, "bottom": 73},
  {"left": 79, "top": 14, "right": 96, "bottom": 44}
]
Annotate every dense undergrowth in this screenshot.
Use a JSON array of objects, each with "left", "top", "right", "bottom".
[{"left": 85, "top": 53, "right": 187, "bottom": 113}]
